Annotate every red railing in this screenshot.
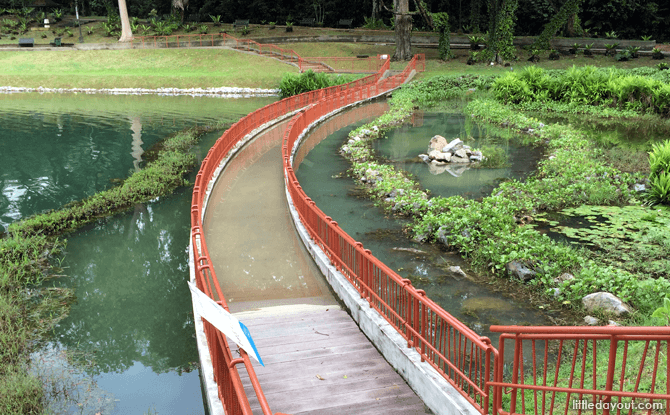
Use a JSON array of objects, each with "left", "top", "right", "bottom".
[
  {"left": 280, "top": 54, "right": 497, "bottom": 413},
  {"left": 490, "top": 326, "right": 670, "bottom": 415},
  {"left": 190, "top": 56, "right": 391, "bottom": 415}
]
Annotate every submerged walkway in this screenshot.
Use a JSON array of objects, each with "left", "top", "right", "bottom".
[{"left": 202, "top": 109, "right": 430, "bottom": 414}]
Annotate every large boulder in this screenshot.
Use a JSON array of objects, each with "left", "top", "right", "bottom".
[
  {"left": 454, "top": 148, "right": 469, "bottom": 159},
  {"left": 506, "top": 261, "right": 537, "bottom": 282},
  {"left": 442, "top": 138, "right": 464, "bottom": 153},
  {"left": 429, "top": 135, "right": 448, "bottom": 151},
  {"left": 582, "top": 292, "right": 632, "bottom": 316}
]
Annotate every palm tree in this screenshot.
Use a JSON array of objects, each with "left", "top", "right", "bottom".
[{"left": 117, "top": 0, "right": 133, "bottom": 42}]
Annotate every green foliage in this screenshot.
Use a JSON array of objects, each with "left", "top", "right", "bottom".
[
  {"left": 531, "top": 0, "right": 583, "bottom": 52},
  {"left": 479, "top": 146, "right": 510, "bottom": 167},
  {"left": 492, "top": 65, "right": 670, "bottom": 117},
  {"left": 486, "top": 0, "right": 518, "bottom": 62},
  {"left": 209, "top": 15, "right": 221, "bottom": 26},
  {"left": 363, "top": 17, "right": 387, "bottom": 30},
  {"left": 278, "top": 70, "right": 359, "bottom": 98},
  {"left": 432, "top": 12, "right": 453, "bottom": 61},
  {"left": 199, "top": 24, "right": 208, "bottom": 34},
  {"left": 647, "top": 140, "right": 670, "bottom": 205},
  {"left": 651, "top": 297, "right": 670, "bottom": 325}
]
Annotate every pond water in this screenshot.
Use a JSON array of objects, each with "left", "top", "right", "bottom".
[
  {"left": 373, "top": 112, "right": 543, "bottom": 199},
  {"left": 0, "top": 94, "right": 275, "bottom": 414},
  {"left": 529, "top": 112, "right": 670, "bottom": 149},
  {"left": 295, "top": 104, "right": 555, "bottom": 347},
  {"left": 0, "top": 93, "right": 275, "bottom": 233}
]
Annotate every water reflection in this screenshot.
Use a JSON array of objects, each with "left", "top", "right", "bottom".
[
  {"left": 48, "top": 187, "right": 204, "bottom": 414},
  {"left": 295, "top": 106, "right": 552, "bottom": 347},
  {"left": 0, "top": 94, "right": 276, "bottom": 233},
  {"left": 374, "top": 112, "right": 543, "bottom": 199}
]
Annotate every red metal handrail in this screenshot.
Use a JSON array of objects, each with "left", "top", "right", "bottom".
[
  {"left": 190, "top": 56, "right": 390, "bottom": 414},
  {"left": 280, "top": 54, "right": 497, "bottom": 413},
  {"left": 489, "top": 326, "right": 670, "bottom": 415}
]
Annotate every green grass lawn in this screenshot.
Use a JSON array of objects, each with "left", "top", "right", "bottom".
[{"left": 0, "top": 48, "right": 296, "bottom": 89}]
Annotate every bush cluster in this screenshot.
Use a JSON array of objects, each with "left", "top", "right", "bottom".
[
  {"left": 278, "top": 70, "right": 359, "bottom": 98},
  {"left": 493, "top": 65, "right": 670, "bottom": 116}
]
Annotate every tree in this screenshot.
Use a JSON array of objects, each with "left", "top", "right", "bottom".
[
  {"left": 173, "top": 0, "right": 189, "bottom": 23},
  {"left": 117, "top": 0, "right": 133, "bottom": 42},
  {"left": 380, "top": 0, "right": 414, "bottom": 61},
  {"left": 486, "top": 0, "right": 518, "bottom": 63}
]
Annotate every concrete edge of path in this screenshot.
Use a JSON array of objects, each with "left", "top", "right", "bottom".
[{"left": 283, "top": 90, "right": 482, "bottom": 415}]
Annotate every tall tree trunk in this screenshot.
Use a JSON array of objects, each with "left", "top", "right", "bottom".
[
  {"left": 117, "top": 0, "right": 133, "bottom": 42},
  {"left": 372, "top": 0, "right": 380, "bottom": 21},
  {"left": 393, "top": 0, "right": 413, "bottom": 61}
]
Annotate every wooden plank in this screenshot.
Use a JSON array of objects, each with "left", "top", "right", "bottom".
[
  {"left": 240, "top": 341, "right": 373, "bottom": 366},
  {"left": 240, "top": 347, "right": 385, "bottom": 376},
  {"left": 252, "top": 383, "right": 426, "bottom": 415},
  {"left": 241, "top": 361, "right": 404, "bottom": 393},
  {"left": 243, "top": 319, "right": 358, "bottom": 341}
]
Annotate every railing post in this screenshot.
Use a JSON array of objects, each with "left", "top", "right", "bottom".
[{"left": 603, "top": 334, "right": 618, "bottom": 415}]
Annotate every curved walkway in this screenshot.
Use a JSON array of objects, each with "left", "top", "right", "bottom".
[{"left": 203, "top": 106, "right": 430, "bottom": 414}]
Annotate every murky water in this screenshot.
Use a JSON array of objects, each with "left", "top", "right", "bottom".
[
  {"left": 529, "top": 112, "right": 670, "bottom": 149},
  {"left": 203, "top": 119, "right": 336, "bottom": 313},
  {"left": 295, "top": 103, "right": 554, "bottom": 348},
  {"left": 373, "top": 112, "right": 543, "bottom": 199},
  {"left": 0, "top": 94, "right": 274, "bottom": 415}
]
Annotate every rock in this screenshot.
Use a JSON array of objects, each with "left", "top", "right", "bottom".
[
  {"left": 429, "top": 151, "right": 451, "bottom": 162},
  {"left": 360, "top": 129, "right": 372, "bottom": 136},
  {"left": 582, "top": 292, "right": 632, "bottom": 316},
  {"left": 634, "top": 184, "right": 646, "bottom": 192},
  {"left": 506, "top": 261, "right": 537, "bottom": 282},
  {"left": 553, "top": 273, "right": 575, "bottom": 285},
  {"left": 418, "top": 154, "right": 430, "bottom": 163},
  {"left": 444, "top": 165, "right": 470, "bottom": 177},
  {"left": 551, "top": 287, "right": 561, "bottom": 298},
  {"left": 470, "top": 155, "right": 483, "bottom": 162},
  {"left": 584, "top": 316, "right": 600, "bottom": 326},
  {"left": 429, "top": 135, "right": 448, "bottom": 151},
  {"left": 442, "top": 138, "right": 464, "bottom": 153},
  {"left": 436, "top": 226, "right": 450, "bottom": 246},
  {"left": 451, "top": 156, "right": 470, "bottom": 163},
  {"left": 392, "top": 247, "right": 427, "bottom": 254},
  {"left": 454, "top": 148, "right": 468, "bottom": 159},
  {"left": 448, "top": 266, "right": 467, "bottom": 279},
  {"left": 608, "top": 320, "right": 621, "bottom": 327},
  {"left": 428, "top": 163, "right": 448, "bottom": 175}
]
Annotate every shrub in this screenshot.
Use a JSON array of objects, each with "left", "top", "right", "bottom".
[
  {"left": 278, "top": 70, "right": 357, "bottom": 98},
  {"left": 647, "top": 140, "right": 670, "bottom": 205}
]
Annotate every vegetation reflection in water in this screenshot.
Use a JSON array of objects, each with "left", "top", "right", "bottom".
[
  {"left": 0, "top": 93, "right": 273, "bottom": 414},
  {"left": 0, "top": 93, "right": 275, "bottom": 233},
  {"left": 45, "top": 186, "right": 203, "bottom": 415},
  {"left": 295, "top": 109, "right": 555, "bottom": 345},
  {"left": 373, "top": 112, "right": 543, "bottom": 199}
]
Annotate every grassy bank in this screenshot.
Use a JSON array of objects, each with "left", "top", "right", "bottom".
[
  {"left": 0, "top": 48, "right": 293, "bottom": 89},
  {"left": 0, "top": 126, "right": 214, "bottom": 414},
  {"left": 338, "top": 72, "right": 669, "bottom": 322}
]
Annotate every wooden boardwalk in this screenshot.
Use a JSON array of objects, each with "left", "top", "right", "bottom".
[{"left": 234, "top": 304, "right": 431, "bottom": 415}]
